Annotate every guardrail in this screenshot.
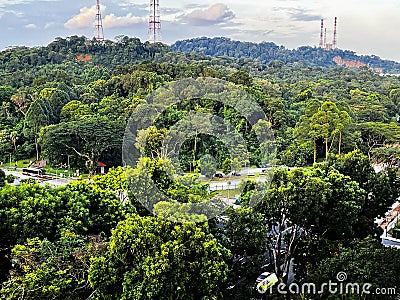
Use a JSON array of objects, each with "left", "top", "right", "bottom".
[{"left": 208, "top": 184, "right": 239, "bottom": 192}]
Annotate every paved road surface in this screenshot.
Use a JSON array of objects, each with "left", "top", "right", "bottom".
[{"left": 3, "top": 169, "right": 72, "bottom": 187}]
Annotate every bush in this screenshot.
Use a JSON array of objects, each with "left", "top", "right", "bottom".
[
  {"left": 5, "top": 174, "right": 15, "bottom": 183},
  {"left": 0, "top": 169, "right": 4, "bottom": 187}
]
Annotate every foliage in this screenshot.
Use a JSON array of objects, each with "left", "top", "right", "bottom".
[
  {"left": 215, "top": 207, "right": 268, "bottom": 298},
  {"left": 0, "top": 169, "right": 4, "bottom": 187},
  {"left": 89, "top": 215, "right": 230, "bottom": 300},
  {"left": 0, "top": 180, "right": 132, "bottom": 253},
  {"left": 39, "top": 117, "right": 124, "bottom": 175},
  {"left": 306, "top": 238, "right": 400, "bottom": 300},
  {"left": 1, "top": 34, "right": 400, "bottom": 300},
  {"left": 172, "top": 37, "right": 400, "bottom": 73},
  {"left": 0, "top": 233, "right": 105, "bottom": 300}
]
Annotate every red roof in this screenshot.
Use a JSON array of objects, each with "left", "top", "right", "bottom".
[{"left": 97, "top": 161, "right": 107, "bottom": 167}]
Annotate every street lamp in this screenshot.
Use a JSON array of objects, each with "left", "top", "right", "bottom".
[
  {"left": 60, "top": 154, "right": 71, "bottom": 178},
  {"left": 67, "top": 154, "right": 70, "bottom": 178},
  {"left": 227, "top": 180, "right": 231, "bottom": 200}
]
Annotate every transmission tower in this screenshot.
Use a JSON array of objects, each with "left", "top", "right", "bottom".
[
  {"left": 333, "top": 17, "right": 338, "bottom": 49},
  {"left": 95, "top": 0, "right": 104, "bottom": 41},
  {"left": 319, "top": 19, "right": 324, "bottom": 48},
  {"left": 149, "top": 0, "right": 161, "bottom": 43}
]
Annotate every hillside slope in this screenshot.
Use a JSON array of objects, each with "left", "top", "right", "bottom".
[{"left": 171, "top": 37, "right": 400, "bottom": 74}]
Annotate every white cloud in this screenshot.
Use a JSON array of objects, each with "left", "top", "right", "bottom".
[
  {"left": 103, "top": 13, "right": 146, "bottom": 28},
  {"left": 64, "top": 4, "right": 146, "bottom": 30},
  {"left": 178, "top": 3, "right": 235, "bottom": 26},
  {"left": 24, "top": 23, "right": 36, "bottom": 29},
  {"left": 44, "top": 22, "right": 55, "bottom": 29},
  {"left": 64, "top": 5, "right": 97, "bottom": 30},
  {"left": 0, "top": 8, "right": 24, "bottom": 19}
]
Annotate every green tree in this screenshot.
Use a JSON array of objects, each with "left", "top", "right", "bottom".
[
  {"left": 228, "top": 70, "right": 253, "bottom": 86},
  {"left": 254, "top": 166, "right": 365, "bottom": 285},
  {"left": 39, "top": 117, "right": 124, "bottom": 175},
  {"left": 89, "top": 215, "right": 230, "bottom": 299},
  {"left": 222, "top": 157, "right": 232, "bottom": 174},
  {"left": 0, "top": 233, "right": 103, "bottom": 300},
  {"left": 60, "top": 100, "right": 91, "bottom": 122},
  {"left": 326, "top": 150, "right": 400, "bottom": 236},
  {"left": 310, "top": 101, "right": 341, "bottom": 160},
  {"left": 0, "top": 169, "right": 5, "bottom": 187},
  {"left": 200, "top": 154, "right": 216, "bottom": 178},
  {"left": 307, "top": 238, "right": 400, "bottom": 300},
  {"left": 357, "top": 122, "right": 400, "bottom": 159},
  {"left": 23, "top": 99, "right": 52, "bottom": 160},
  {"left": 135, "top": 126, "right": 169, "bottom": 159},
  {"left": 216, "top": 206, "right": 268, "bottom": 299}
]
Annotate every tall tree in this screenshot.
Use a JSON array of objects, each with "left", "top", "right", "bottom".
[
  {"left": 310, "top": 101, "right": 341, "bottom": 160},
  {"left": 89, "top": 215, "right": 230, "bottom": 300},
  {"left": 39, "top": 117, "right": 124, "bottom": 175}
]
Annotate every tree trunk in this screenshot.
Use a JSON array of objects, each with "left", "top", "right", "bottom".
[
  {"left": 35, "top": 137, "right": 39, "bottom": 161},
  {"left": 338, "top": 131, "right": 342, "bottom": 157},
  {"left": 193, "top": 129, "right": 198, "bottom": 163},
  {"left": 325, "top": 137, "right": 329, "bottom": 160},
  {"left": 86, "top": 159, "right": 96, "bottom": 177},
  {"left": 313, "top": 138, "right": 317, "bottom": 164}
]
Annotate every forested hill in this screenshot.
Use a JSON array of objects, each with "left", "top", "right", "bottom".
[
  {"left": 0, "top": 36, "right": 171, "bottom": 88},
  {"left": 171, "top": 37, "right": 400, "bottom": 74}
]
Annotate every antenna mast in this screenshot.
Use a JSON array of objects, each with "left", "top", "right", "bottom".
[
  {"left": 333, "top": 17, "right": 338, "bottom": 49},
  {"left": 319, "top": 19, "right": 324, "bottom": 48},
  {"left": 149, "top": 0, "right": 161, "bottom": 43},
  {"left": 95, "top": 0, "right": 104, "bottom": 41}
]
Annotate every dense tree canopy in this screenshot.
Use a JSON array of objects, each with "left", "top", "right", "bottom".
[{"left": 0, "top": 35, "right": 399, "bottom": 300}]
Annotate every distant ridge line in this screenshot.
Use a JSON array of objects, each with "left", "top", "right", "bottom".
[{"left": 171, "top": 37, "right": 400, "bottom": 74}]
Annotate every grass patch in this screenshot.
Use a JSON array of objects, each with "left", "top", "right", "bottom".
[{"left": 213, "top": 188, "right": 241, "bottom": 198}]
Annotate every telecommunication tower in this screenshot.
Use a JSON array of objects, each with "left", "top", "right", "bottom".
[
  {"left": 95, "top": 0, "right": 104, "bottom": 41},
  {"left": 149, "top": 0, "right": 162, "bottom": 43},
  {"left": 333, "top": 17, "right": 338, "bottom": 49},
  {"left": 319, "top": 19, "right": 324, "bottom": 48}
]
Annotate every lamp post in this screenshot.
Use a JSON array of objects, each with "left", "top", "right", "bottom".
[
  {"left": 227, "top": 180, "right": 231, "bottom": 200},
  {"left": 67, "top": 155, "right": 70, "bottom": 178}
]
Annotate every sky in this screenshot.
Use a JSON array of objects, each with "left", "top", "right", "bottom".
[{"left": 1, "top": 0, "right": 400, "bottom": 62}]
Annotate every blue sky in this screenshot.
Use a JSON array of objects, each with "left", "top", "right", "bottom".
[{"left": 1, "top": 0, "right": 400, "bottom": 62}]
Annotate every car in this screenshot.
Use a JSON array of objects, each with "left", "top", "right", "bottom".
[
  {"left": 256, "top": 272, "right": 279, "bottom": 292},
  {"left": 256, "top": 272, "right": 271, "bottom": 283},
  {"left": 258, "top": 163, "right": 271, "bottom": 168},
  {"left": 213, "top": 172, "right": 225, "bottom": 178},
  {"left": 228, "top": 171, "right": 241, "bottom": 176}
]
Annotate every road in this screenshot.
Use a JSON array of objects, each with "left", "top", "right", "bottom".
[
  {"left": 208, "top": 167, "right": 273, "bottom": 191},
  {"left": 4, "top": 169, "right": 72, "bottom": 187}
]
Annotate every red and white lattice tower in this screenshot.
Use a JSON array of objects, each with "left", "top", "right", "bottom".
[
  {"left": 95, "top": 0, "right": 104, "bottom": 41},
  {"left": 333, "top": 17, "right": 338, "bottom": 49},
  {"left": 149, "top": 0, "right": 161, "bottom": 43},
  {"left": 319, "top": 19, "right": 324, "bottom": 48}
]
